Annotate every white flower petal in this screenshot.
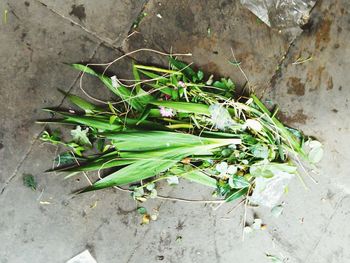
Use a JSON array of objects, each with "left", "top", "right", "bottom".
[
  {"left": 111, "top": 75, "right": 120, "bottom": 89},
  {"left": 246, "top": 119, "right": 263, "bottom": 132},
  {"left": 216, "top": 162, "right": 228, "bottom": 173},
  {"left": 209, "top": 104, "right": 235, "bottom": 130},
  {"left": 227, "top": 165, "right": 238, "bottom": 175}
]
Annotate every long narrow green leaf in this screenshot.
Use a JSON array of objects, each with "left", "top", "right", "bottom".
[
  {"left": 71, "top": 64, "right": 98, "bottom": 76},
  {"left": 251, "top": 94, "right": 306, "bottom": 158},
  {"left": 180, "top": 170, "right": 217, "bottom": 188},
  {"left": 58, "top": 89, "right": 101, "bottom": 113},
  {"left": 169, "top": 57, "right": 196, "bottom": 80},
  {"left": 72, "top": 64, "right": 145, "bottom": 112},
  {"left": 84, "top": 148, "right": 190, "bottom": 191},
  {"left": 42, "top": 109, "right": 168, "bottom": 131},
  {"left": 135, "top": 64, "right": 183, "bottom": 75},
  {"left": 225, "top": 187, "right": 248, "bottom": 202},
  {"left": 62, "top": 114, "right": 123, "bottom": 131},
  {"left": 132, "top": 63, "right": 155, "bottom": 106},
  {"left": 49, "top": 158, "right": 135, "bottom": 172},
  {"left": 101, "top": 130, "right": 229, "bottom": 152},
  {"left": 83, "top": 142, "right": 230, "bottom": 191},
  {"left": 137, "top": 69, "right": 168, "bottom": 83},
  {"left": 151, "top": 101, "right": 210, "bottom": 115}
]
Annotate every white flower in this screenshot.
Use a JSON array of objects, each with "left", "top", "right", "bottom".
[
  {"left": 209, "top": 104, "right": 235, "bottom": 130},
  {"left": 215, "top": 162, "right": 237, "bottom": 179},
  {"left": 178, "top": 81, "right": 186, "bottom": 88},
  {"left": 159, "top": 106, "right": 174, "bottom": 117},
  {"left": 245, "top": 119, "right": 263, "bottom": 132}
]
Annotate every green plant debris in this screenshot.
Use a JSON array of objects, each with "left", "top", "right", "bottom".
[
  {"left": 23, "top": 174, "right": 37, "bottom": 190},
  {"left": 71, "top": 126, "right": 91, "bottom": 146},
  {"left": 38, "top": 56, "right": 322, "bottom": 214},
  {"left": 3, "top": 9, "right": 8, "bottom": 24},
  {"left": 292, "top": 55, "right": 313, "bottom": 65},
  {"left": 137, "top": 207, "right": 147, "bottom": 215},
  {"left": 266, "top": 254, "right": 283, "bottom": 263},
  {"left": 207, "top": 27, "right": 211, "bottom": 37}
]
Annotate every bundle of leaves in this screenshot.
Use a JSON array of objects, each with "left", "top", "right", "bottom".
[{"left": 39, "top": 57, "right": 322, "bottom": 208}]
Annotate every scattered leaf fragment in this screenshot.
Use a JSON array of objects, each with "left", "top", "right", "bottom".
[
  {"left": 266, "top": 254, "right": 283, "bottom": 263},
  {"left": 141, "top": 214, "right": 151, "bottom": 225},
  {"left": 90, "top": 201, "right": 98, "bottom": 209},
  {"left": 305, "top": 140, "right": 323, "bottom": 163},
  {"left": 4, "top": 9, "right": 8, "bottom": 24},
  {"left": 228, "top": 60, "right": 241, "bottom": 66},
  {"left": 23, "top": 174, "right": 37, "bottom": 191},
  {"left": 308, "top": 147, "right": 324, "bottom": 164},
  {"left": 167, "top": 176, "right": 179, "bottom": 185},
  {"left": 137, "top": 207, "right": 147, "bottom": 215},
  {"left": 176, "top": 235, "right": 183, "bottom": 242},
  {"left": 271, "top": 205, "right": 284, "bottom": 218}
]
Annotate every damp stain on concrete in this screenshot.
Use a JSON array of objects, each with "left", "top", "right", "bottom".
[
  {"left": 278, "top": 109, "right": 308, "bottom": 125},
  {"left": 327, "top": 76, "right": 334, "bottom": 90},
  {"left": 69, "top": 4, "right": 86, "bottom": 21},
  {"left": 315, "top": 18, "right": 332, "bottom": 49},
  {"left": 307, "top": 66, "right": 327, "bottom": 92},
  {"left": 287, "top": 77, "right": 305, "bottom": 96}
]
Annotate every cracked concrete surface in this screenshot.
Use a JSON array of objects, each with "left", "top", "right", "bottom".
[{"left": 0, "top": 0, "right": 349, "bottom": 262}]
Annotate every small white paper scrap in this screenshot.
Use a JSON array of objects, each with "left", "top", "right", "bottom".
[{"left": 66, "top": 250, "right": 97, "bottom": 263}]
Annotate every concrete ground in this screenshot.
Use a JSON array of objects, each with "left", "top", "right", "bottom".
[{"left": 0, "top": 0, "right": 349, "bottom": 262}]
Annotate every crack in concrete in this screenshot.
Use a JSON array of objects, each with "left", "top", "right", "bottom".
[
  {"left": 303, "top": 195, "right": 348, "bottom": 263},
  {"left": 268, "top": 39, "right": 295, "bottom": 91},
  {"left": 125, "top": 227, "right": 151, "bottom": 263},
  {"left": 213, "top": 215, "right": 221, "bottom": 263},
  {"left": 0, "top": 42, "right": 102, "bottom": 197},
  {"left": 267, "top": 228, "right": 304, "bottom": 263},
  {"left": 264, "top": 0, "right": 320, "bottom": 97},
  {"left": 34, "top": 0, "right": 119, "bottom": 49},
  {"left": 126, "top": 0, "right": 150, "bottom": 36}
]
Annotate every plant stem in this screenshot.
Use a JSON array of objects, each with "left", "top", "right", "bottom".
[{"left": 134, "top": 65, "right": 183, "bottom": 75}]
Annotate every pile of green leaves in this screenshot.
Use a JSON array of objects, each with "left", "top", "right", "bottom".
[{"left": 39, "top": 57, "right": 322, "bottom": 204}]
